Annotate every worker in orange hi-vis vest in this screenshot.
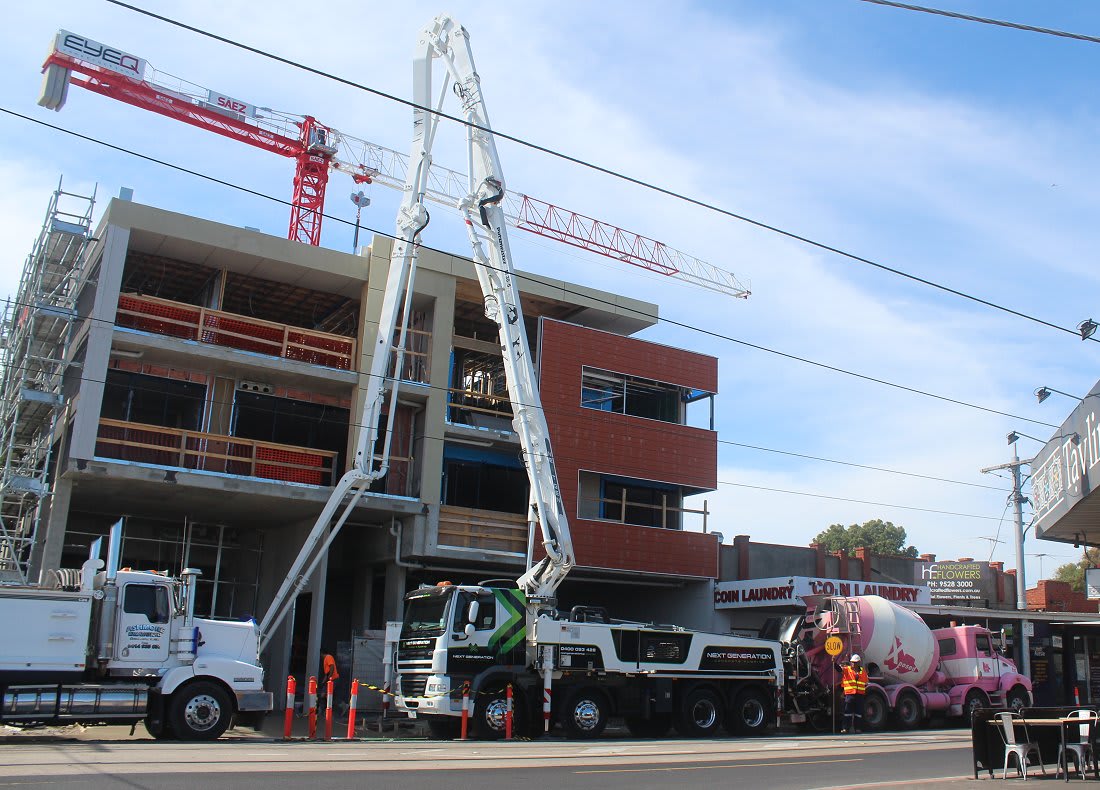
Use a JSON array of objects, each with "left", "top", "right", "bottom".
[
  {"left": 840, "top": 654, "right": 868, "bottom": 734},
  {"left": 319, "top": 652, "right": 340, "bottom": 715}
]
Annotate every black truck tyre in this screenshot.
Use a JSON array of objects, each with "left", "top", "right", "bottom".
[
  {"left": 728, "top": 686, "right": 771, "bottom": 736},
  {"left": 862, "top": 690, "right": 888, "bottom": 732},
  {"left": 560, "top": 688, "right": 609, "bottom": 739},
  {"left": 168, "top": 681, "right": 233, "bottom": 741},
  {"left": 473, "top": 687, "right": 510, "bottom": 740},
  {"left": 1006, "top": 686, "right": 1030, "bottom": 713},
  {"left": 892, "top": 690, "right": 922, "bottom": 730},
  {"left": 963, "top": 689, "right": 989, "bottom": 726},
  {"left": 674, "top": 687, "right": 724, "bottom": 738}
]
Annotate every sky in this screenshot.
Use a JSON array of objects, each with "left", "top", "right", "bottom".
[{"left": 1, "top": 1, "right": 1098, "bottom": 588}]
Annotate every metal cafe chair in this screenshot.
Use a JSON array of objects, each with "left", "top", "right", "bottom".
[
  {"left": 1057, "top": 709, "right": 1099, "bottom": 780},
  {"left": 996, "top": 711, "right": 1046, "bottom": 781}
]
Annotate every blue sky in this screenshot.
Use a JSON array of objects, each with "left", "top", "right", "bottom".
[{"left": 1, "top": 1, "right": 1098, "bottom": 587}]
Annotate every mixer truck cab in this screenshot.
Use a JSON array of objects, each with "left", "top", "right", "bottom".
[{"left": 933, "top": 624, "right": 1031, "bottom": 719}]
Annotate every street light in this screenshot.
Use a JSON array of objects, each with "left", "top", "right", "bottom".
[
  {"left": 1036, "top": 386, "right": 1084, "bottom": 404},
  {"left": 1078, "top": 318, "right": 1098, "bottom": 341},
  {"left": 1007, "top": 430, "right": 1045, "bottom": 445}
]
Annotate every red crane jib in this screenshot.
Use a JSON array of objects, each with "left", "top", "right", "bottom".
[{"left": 44, "top": 52, "right": 330, "bottom": 246}]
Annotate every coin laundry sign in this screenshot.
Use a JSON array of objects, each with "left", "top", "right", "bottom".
[{"left": 713, "top": 576, "right": 930, "bottom": 609}]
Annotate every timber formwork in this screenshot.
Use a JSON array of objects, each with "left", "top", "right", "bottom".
[{"left": 0, "top": 179, "right": 95, "bottom": 582}]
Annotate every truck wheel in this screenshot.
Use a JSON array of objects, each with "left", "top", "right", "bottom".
[
  {"left": 674, "top": 688, "right": 724, "bottom": 738},
  {"left": 560, "top": 688, "right": 609, "bottom": 739},
  {"left": 1006, "top": 686, "right": 1030, "bottom": 712},
  {"left": 862, "top": 691, "right": 887, "bottom": 732},
  {"left": 963, "top": 689, "right": 989, "bottom": 725},
  {"left": 473, "top": 687, "right": 510, "bottom": 740},
  {"left": 728, "top": 686, "right": 771, "bottom": 736},
  {"left": 624, "top": 713, "right": 671, "bottom": 738},
  {"left": 892, "top": 691, "right": 922, "bottom": 730},
  {"left": 169, "top": 681, "right": 233, "bottom": 741},
  {"left": 143, "top": 716, "right": 176, "bottom": 740}
]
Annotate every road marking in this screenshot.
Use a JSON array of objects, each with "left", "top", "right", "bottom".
[
  {"left": 806, "top": 776, "right": 970, "bottom": 789},
  {"left": 576, "top": 757, "right": 863, "bottom": 774}
]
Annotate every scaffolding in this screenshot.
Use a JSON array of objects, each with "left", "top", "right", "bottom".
[{"left": 0, "top": 178, "right": 96, "bottom": 583}]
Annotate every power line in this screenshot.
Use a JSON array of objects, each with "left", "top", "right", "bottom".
[
  {"left": 716, "top": 480, "right": 1009, "bottom": 521},
  {"left": 0, "top": 107, "right": 1062, "bottom": 432},
  {"left": 99, "top": 0, "right": 1100, "bottom": 344},
  {"left": 857, "top": 0, "right": 1100, "bottom": 45},
  {"left": 720, "top": 440, "right": 1009, "bottom": 491}
]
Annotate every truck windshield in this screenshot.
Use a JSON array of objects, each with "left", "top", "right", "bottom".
[{"left": 401, "top": 594, "right": 451, "bottom": 638}]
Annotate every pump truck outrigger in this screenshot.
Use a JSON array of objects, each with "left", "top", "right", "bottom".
[{"left": 367, "top": 16, "right": 785, "bottom": 740}]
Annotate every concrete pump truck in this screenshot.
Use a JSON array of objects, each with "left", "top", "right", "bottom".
[{"left": 369, "top": 16, "right": 785, "bottom": 741}]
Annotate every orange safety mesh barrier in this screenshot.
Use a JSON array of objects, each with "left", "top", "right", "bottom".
[
  {"left": 254, "top": 446, "right": 328, "bottom": 485},
  {"left": 286, "top": 330, "right": 354, "bottom": 370},
  {"left": 200, "top": 313, "right": 284, "bottom": 357},
  {"left": 116, "top": 295, "right": 200, "bottom": 340}
]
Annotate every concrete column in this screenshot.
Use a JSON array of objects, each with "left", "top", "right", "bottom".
[
  {"left": 383, "top": 562, "right": 408, "bottom": 624},
  {"left": 305, "top": 551, "right": 329, "bottom": 684},
  {"left": 69, "top": 221, "right": 129, "bottom": 460}
]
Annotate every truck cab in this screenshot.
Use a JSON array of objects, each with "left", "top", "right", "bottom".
[{"left": 933, "top": 624, "right": 1031, "bottom": 716}]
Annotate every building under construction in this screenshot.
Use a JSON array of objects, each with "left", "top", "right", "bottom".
[{"left": 0, "top": 186, "right": 725, "bottom": 694}]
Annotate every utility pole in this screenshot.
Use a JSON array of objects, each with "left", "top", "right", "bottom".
[{"left": 981, "top": 450, "right": 1032, "bottom": 678}]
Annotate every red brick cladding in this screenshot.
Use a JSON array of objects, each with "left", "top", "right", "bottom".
[
  {"left": 538, "top": 319, "right": 718, "bottom": 578},
  {"left": 1026, "top": 580, "right": 1099, "bottom": 613}
]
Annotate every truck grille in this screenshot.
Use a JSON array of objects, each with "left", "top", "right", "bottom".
[
  {"left": 399, "top": 645, "right": 433, "bottom": 661},
  {"left": 400, "top": 675, "right": 427, "bottom": 697}
]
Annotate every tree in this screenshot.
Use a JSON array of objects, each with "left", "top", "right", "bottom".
[
  {"left": 1051, "top": 548, "right": 1100, "bottom": 592},
  {"left": 812, "top": 519, "right": 919, "bottom": 558}
]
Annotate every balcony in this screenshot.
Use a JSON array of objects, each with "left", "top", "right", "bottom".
[
  {"left": 437, "top": 505, "right": 527, "bottom": 556},
  {"left": 95, "top": 418, "right": 338, "bottom": 486},
  {"left": 115, "top": 293, "right": 357, "bottom": 371}
]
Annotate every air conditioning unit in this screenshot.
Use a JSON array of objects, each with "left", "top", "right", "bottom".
[{"left": 239, "top": 380, "right": 273, "bottom": 395}]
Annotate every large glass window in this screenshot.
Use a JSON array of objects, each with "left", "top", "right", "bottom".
[
  {"left": 601, "top": 479, "right": 681, "bottom": 529},
  {"left": 580, "top": 367, "right": 690, "bottom": 424},
  {"left": 102, "top": 370, "right": 205, "bottom": 430},
  {"left": 442, "top": 443, "right": 528, "bottom": 514}
]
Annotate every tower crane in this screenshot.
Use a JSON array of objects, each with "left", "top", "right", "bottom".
[{"left": 38, "top": 29, "right": 750, "bottom": 299}]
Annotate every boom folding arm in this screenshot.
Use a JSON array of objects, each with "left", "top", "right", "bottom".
[{"left": 259, "top": 15, "right": 574, "bottom": 647}]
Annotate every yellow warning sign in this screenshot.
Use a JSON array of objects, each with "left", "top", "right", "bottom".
[{"left": 824, "top": 636, "right": 844, "bottom": 656}]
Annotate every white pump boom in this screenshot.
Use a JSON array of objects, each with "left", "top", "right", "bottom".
[{"left": 260, "top": 15, "right": 573, "bottom": 646}]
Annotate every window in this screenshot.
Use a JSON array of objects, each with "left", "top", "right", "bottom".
[
  {"left": 640, "top": 632, "right": 691, "bottom": 664},
  {"left": 124, "top": 584, "right": 170, "bottom": 624},
  {"left": 602, "top": 479, "right": 681, "bottom": 529},
  {"left": 938, "top": 638, "right": 957, "bottom": 657},
  {"left": 580, "top": 367, "right": 690, "bottom": 424},
  {"left": 975, "top": 635, "right": 992, "bottom": 656},
  {"left": 454, "top": 592, "right": 497, "bottom": 631},
  {"left": 102, "top": 371, "right": 205, "bottom": 430}
]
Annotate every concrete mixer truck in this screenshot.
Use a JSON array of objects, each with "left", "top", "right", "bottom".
[{"left": 769, "top": 595, "right": 1031, "bottom": 730}]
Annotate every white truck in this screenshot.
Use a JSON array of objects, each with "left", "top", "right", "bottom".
[
  {"left": 369, "top": 16, "right": 783, "bottom": 740},
  {"left": 0, "top": 523, "right": 271, "bottom": 739}
]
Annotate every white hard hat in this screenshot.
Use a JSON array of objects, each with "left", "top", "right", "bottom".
[{"left": 851, "top": 654, "right": 862, "bottom": 662}]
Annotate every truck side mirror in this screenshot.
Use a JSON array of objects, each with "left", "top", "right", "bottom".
[
  {"left": 464, "top": 623, "right": 476, "bottom": 638},
  {"left": 467, "top": 600, "right": 480, "bottom": 625}
]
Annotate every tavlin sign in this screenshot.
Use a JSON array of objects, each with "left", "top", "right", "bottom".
[
  {"left": 1031, "top": 380, "right": 1100, "bottom": 541},
  {"left": 916, "top": 561, "right": 993, "bottom": 603},
  {"left": 713, "top": 576, "right": 931, "bottom": 610}
]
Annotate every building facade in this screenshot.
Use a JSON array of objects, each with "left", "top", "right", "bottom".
[{"left": 0, "top": 190, "right": 722, "bottom": 694}]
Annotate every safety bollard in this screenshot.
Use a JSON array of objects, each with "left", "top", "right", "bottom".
[
  {"left": 283, "top": 676, "right": 297, "bottom": 740},
  {"left": 1075, "top": 686, "right": 1081, "bottom": 705},
  {"left": 460, "top": 682, "right": 470, "bottom": 740},
  {"left": 324, "top": 679, "right": 334, "bottom": 740},
  {"left": 505, "top": 683, "right": 513, "bottom": 740},
  {"left": 346, "top": 679, "right": 359, "bottom": 740},
  {"left": 307, "top": 676, "right": 318, "bottom": 740}
]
